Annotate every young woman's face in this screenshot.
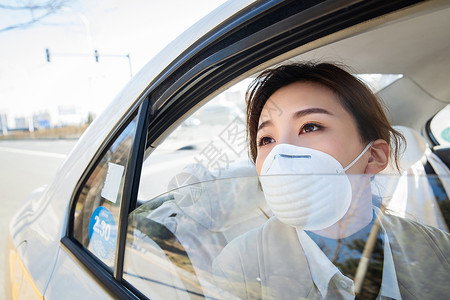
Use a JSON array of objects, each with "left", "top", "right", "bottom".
[{"left": 255, "top": 81, "right": 370, "bottom": 175}]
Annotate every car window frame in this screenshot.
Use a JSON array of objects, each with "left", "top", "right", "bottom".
[
  {"left": 144, "top": 0, "right": 423, "bottom": 146},
  {"left": 426, "top": 116, "right": 439, "bottom": 146},
  {"left": 61, "top": 99, "right": 149, "bottom": 300},
  {"left": 59, "top": 0, "right": 427, "bottom": 298}
]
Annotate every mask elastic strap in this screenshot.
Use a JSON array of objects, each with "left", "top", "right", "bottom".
[{"left": 343, "top": 141, "right": 374, "bottom": 172}]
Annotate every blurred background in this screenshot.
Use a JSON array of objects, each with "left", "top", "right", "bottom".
[{"left": 0, "top": 0, "right": 226, "bottom": 138}]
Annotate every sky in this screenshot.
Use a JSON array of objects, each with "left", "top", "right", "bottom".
[{"left": 0, "top": 0, "right": 226, "bottom": 127}]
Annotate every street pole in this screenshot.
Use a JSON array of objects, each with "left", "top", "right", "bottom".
[{"left": 1, "top": 114, "right": 8, "bottom": 135}]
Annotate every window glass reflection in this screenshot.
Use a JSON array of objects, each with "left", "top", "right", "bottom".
[{"left": 125, "top": 174, "right": 450, "bottom": 299}]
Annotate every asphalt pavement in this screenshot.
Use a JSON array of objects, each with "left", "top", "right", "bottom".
[{"left": 0, "top": 139, "right": 77, "bottom": 299}]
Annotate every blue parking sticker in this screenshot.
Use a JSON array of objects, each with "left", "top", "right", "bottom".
[{"left": 89, "top": 206, "right": 117, "bottom": 261}]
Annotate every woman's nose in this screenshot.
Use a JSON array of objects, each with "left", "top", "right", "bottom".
[{"left": 277, "top": 135, "right": 301, "bottom": 147}]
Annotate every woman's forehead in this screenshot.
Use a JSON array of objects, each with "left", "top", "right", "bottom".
[{"left": 259, "top": 82, "right": 341, "bottom": 122}]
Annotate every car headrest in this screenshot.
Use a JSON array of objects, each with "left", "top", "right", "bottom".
[{"left": 383, "top": 125, "right": 430, "bottom": 173}]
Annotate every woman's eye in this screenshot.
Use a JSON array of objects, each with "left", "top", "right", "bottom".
[
  {"left": 258, "top": 136, "right": 275, "bottom": 146},
  {"left": 300, "top": 123, "right": 321, "bottom": 134}
]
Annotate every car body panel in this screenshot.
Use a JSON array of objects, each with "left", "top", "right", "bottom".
[
  {"left": 44, "top": 248, "right": 112, "bottom": 299},
  {"left": 6, "top": 238, "right": 42, "bottom": 300}
]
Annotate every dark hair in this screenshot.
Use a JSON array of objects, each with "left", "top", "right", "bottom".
[{"left": 246, "top": 62, "right": 405, "bottom": 168}]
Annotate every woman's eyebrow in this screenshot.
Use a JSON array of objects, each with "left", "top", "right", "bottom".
[
  {"left": 257, "top": 108, "right": 332, "bottom": 132},
  {"left": 257, "top": 120, "right": 272, "bottom": 132},
  {"left": 294, "top": 107, "right": 333, "bottom": 119}
]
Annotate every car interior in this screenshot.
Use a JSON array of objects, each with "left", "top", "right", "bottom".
[
  {"left": 121, "top": 2, "right": 450, "bottom": 299},
  {"left": 295, "top": 3, "right": 449, "bottom": 137},
  {"left": 290, "top": 3, "right": 450, "bottom": 231}
]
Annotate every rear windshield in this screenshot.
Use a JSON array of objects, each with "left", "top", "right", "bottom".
[{"left": 430, "top": 104, "right": 450, "bottom": 146}]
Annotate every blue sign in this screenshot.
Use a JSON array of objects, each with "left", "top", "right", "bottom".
[{"left": 89, "top": 206, "right": 117, "bottom": 261}]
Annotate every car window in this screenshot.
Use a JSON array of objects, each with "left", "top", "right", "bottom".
[
  {"left": 124, "top": 172, "right": 450, "bottom": 299},
  {"left": 122, "top": 75, "right": 450, "bottom": 299},
  {"left": 429, "top": 104, "right": 450, "bottom": 146},
  {"left": 356, "top": 74, "right": 403, "bottom": 93},
  {"left": 136, "top": 79, "right": 252, "bottom": 204},
  {"left": 72, "top": 116, "right": 137, "bottom": 270},
  {"left": 118, "top": 2, "right": 450, "bottom": 297}
]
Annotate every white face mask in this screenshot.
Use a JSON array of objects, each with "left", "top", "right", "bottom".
[{"left": 259, "top": 142, "right": 373, "bottom": 230}]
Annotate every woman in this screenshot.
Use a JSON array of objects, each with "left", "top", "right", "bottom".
[{"left": 212, "top": 63, "right": 450, "bottom": 299}]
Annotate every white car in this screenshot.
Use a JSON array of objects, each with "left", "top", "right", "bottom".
[{"left": 6, "top": 0, "right": 450, "bottom": 299}]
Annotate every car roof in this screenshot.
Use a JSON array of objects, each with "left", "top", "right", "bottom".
[{"left": 294, "top": 1, "right": 450, "bottom": 130}]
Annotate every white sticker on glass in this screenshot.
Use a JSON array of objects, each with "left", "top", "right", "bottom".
[{"left": 101, "top": 162, "right": 125, "bottom": 203}]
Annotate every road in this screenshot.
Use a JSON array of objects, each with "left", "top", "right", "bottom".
[{"left": 0, "top": 139, "right": 78, "bottom": 299}]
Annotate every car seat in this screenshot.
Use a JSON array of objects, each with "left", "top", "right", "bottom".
[{"left": 373, "top": 126, "right": 450, "bottom": 231}]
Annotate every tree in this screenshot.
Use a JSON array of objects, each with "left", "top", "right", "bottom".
[{"left": 0, "top": 0, "right": 71, "bottom": 32}]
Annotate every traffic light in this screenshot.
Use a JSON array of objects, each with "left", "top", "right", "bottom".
[
  {"left": 94, "top": 49, "right": 99, "bottom": 62},
  {"left": 45, "top": 48, "right": 51, "bottom": 62}
]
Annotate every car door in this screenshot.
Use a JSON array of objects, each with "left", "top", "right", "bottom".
[{"left": 47, "top": 1, "right": 435, "bottom": 299}]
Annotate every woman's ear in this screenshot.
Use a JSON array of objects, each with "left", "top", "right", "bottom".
[{"left": 365, "top": 139, "right": 389, "bottom": 174}]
